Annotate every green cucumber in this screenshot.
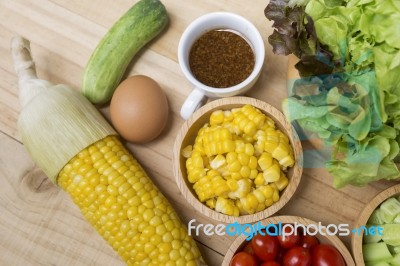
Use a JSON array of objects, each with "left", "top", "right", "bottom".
[
  {"left": 368, "top": 209, "right": 385, "bottom": 225},
  {"left": 394, "top": 246, "right": 400, "bottom": 254},
  {"left": 363, "top": 242, "right": 392, "bottom": 263},
  {"left": 392, "top": 253, "right": 400, "bottom": 266},
  {"left": 394, "top": 214, "right": 400, "bottom": 224},
  {"left": 82, "top": 0, "right": 168, "bottom": 104},
  {"left": 380, "top": 198, "right": 400, "bottom": 223},
  {"left": 382, "top": 224, "right": 400, "bottom": 246},
  {"left": 364, "top": 225, "right": 383, "bottom": 243}
]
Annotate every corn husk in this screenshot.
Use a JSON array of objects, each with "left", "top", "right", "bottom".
[{"left": 11, "top": 36, "right": 116, "bottom": 183}]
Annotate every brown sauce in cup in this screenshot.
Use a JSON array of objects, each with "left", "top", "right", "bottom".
[{"left": 189, "top": 29, "right": 255, "bottom": 88}]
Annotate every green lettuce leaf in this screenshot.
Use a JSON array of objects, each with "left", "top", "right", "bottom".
[{"left": 266, "top": 0, "right": 400, "bottom": 187}]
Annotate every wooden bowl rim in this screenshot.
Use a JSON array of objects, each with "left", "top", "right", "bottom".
[
  {"left": 351, "top": 184, "right": 400, "bottom": 266},
  {"left": 222, "top": 215, "right": 355, "bottom": 266},
  {"left": 172, "top": 96, "right": 303, "bottom": 224}
]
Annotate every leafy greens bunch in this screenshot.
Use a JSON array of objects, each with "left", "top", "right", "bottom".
[{"left": 265, "top": 0, "right": 400, "bottom": 187}]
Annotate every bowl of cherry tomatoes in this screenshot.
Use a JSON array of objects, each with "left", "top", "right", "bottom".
[{"left": 222, "top": 215, "right": 355, "bottom": 266}]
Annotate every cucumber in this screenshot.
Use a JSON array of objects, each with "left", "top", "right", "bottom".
[
  {"left": 394, "top": 213, "right": 400, "bottom": 224},
  {"left": 364, "top": 225, "right": 383, "bottom": 243},
  {"left": 82, "top": 0, "right": 168, "bottom": 104},
  {"left": 383, "top": 224, "right": 400, "bottom": 246},
  {"left": 368, "top": 209, "right": 385, "bottom": 225},
  {"left": 363, "top": 242, "right": 392, "bottom": 263},
  {"left": 394, "top": 246, "right": 400, "bottom": 254},
  {"left": 392, "top": 253, "right": 400, "bottom": 266},
  {"left": 380, "top": 198, "right": 400, "bottom": 223}
]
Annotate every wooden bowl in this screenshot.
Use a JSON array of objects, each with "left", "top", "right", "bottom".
[
  {"left": 222, "top": 215, "right": 355, "bottom": 266},
  {"left": 351, "top": 184, "right": 400, "bottom": 265},
  {"left": 172, "top": 96, "right": 303, "bottom": 224}
]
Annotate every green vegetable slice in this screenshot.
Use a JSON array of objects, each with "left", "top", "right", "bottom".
[{"left": 363, "top": 242, "right": 392, "bottom": 263}]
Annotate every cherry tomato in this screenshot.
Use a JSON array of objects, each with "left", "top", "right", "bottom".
[
  {"left": 283, "top": 246, "right": 311, "bottom": 266},
  {"left": 300, "top": 235, "right": 319, "bottom": 251},
  {"left": 251, "top": 234, "right": 279, "bottom": 261},
  {"left": 230, "top": 251, "right": 258, "bottom": 266},
  {"left": 243, "top": 241, "right": 256, "bottom": 256},
  {"left": 312, "top": 244, "right": 345, "bottom": 266},
  {"left": 277, "top": 225, "right": 301, "bottom": 249},
  {"left": 261, "top": 261, "right": 281, "bottom": 266},
  {"left": 276, "top": 248, "right": 287, "bottom": 264}
]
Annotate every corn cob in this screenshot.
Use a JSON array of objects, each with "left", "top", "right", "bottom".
[
  {"left": 182, "top": 104, "right": 295, "bottom": 216},
  {"left": 12, "top": 36, "right": 204, "bottom": 266}
]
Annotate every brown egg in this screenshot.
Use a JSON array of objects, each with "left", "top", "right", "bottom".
[{"left": 110, "top": 75, "right": 169, "bottom": 143}]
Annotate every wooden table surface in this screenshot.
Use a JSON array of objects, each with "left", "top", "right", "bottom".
[{"left": 0, "top": 0, "right": 397, "bottom": 265}]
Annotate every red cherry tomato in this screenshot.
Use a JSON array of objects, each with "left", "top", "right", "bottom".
[
  {"left": 300, "top": 235, "right": 319, "bottom": 251},
  {"left": 261, "top": 261, "right": 281, "bottom": 266},
  {"left": 276, "top": 248, "right": 287, "bottom": 264},
  {"left": 283, "top": 246, "right": 311, "bottom": 266},
  {"left": 312, "top": 244, "right": 345, "bottom": 266},
  {"left": 251, "top": 234, "right": 279, "bottom": 261},
  {"left": 243, "top": 241, "right": 256, "bottom": 256},
  {"left": 277, "top": 225, "right": 301, "bottom": 249},
  {"left": 230, "top": 251, "right": 258, "bottom": 266}
]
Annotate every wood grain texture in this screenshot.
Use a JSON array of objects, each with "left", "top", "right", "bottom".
[
  {"left": 0, "top": 0, "right": 398, "bottom": 265},
  {"left": 173, "top": 96, "right": 303, "bottom": 224}
]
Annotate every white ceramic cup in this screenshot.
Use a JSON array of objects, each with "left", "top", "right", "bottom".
[{"left": 178, "top": 12, "right": 265, "bottom": 120}]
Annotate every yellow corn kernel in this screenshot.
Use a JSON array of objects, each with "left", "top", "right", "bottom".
[
  {"left": 263, "top": 161, "right": 281, "bottom": 183},
  {"left": 249, "top": 169, "right": 258, "bottom": 180},
  {"left": 192, "top": 143, "right": 204, "bottom": 154},
  {"left": 254, "top": 142, "right": 264, "bottom": 156},
  {"left": 210, "top": 110, "right": 225, "bottom": 125},
  {"left": 235, "top": 140, "right": 246, "bottom": 153},
  {"left": 188, "top": 168, "right": 206, "bottom": 184},
  {"left": 275, "top": 173, "right": 289, "bottom": 191},
  {"left": 249, "top": 156, "right": 258, "bottom": 170},
  {"left": 254, "top": 173, "right": 265, "bottom": 187},
  {"left": 216, "top": 165, "right": 229, "bottom": 178},
  {"left": 240, "top": 193, "right": 259, "bottom": 214},
  {"left": 264, "top": 140, "right": 279, "bottom": 153},
  {"left": 256, "top": 202, "right": 266, "bottom": 212},
  {"left": 272, "top": 189, "right": 280, "bottom": 202},
  {"left": 238, "top": 153, "right": 250, "bottom": 166},
  {"left": 227, "top": 179, "right": 238, "bottom": 191},
  {"left": 210, "top": 154, "right": 226, "bottom": 170},
  {"left": 258, "top": 152, "right": 273, "bottom": 171},
  {"left": 240, "top": 166, "right": 251, "bottom": 179},
  {"left": 205, "top": 198, "right": 216, "bottom": 209},
  {"left": 244, "top": 143, "right": 255, "bottom": 156},
  {"left": 57, "top": 136, "right": 203, "bottom": 265},
  {"left": 252, "top": 189, "right": 266, "bottom": 205},
  {"left": 231, "top": 172, "right": 242, "bottom": 180},
  {"left": 228, "top": 179, "right": 252, "bottom": 199},
  {"left": 265, "top": 197, "right": 274, "bottom": 207},
  {"left": 228, "top": 160, "right": 241, "bottom": 173},
  {"left": 212, "top": 176, "right": 230, "bottom": 197},
  {"left": 215, "top": 197, "right": 240, "bottom": 216},
  {"left": 272, "top": 142, "right": 290, "bottom": 161},
  {"left": 279, "top": 156, "right": 295, "bottom": 169},
  {"left": 226, "top": 152, "right": 238, "bottom": 164},
  {"left": 191, "top": 152, "right": 204, "bottom": 168},
  {"left": 279, "top": 133, "right": 290, "bottom": 144},
  {"left": 222, "top": 140, "right": 236, "bottom": 154},
  {"left": 207, "top": 169, "right": 220, "bottom": 178},
  {"left": 258, "top": 185, "right": 274, "bottom": 199},
  {"left": 181, "top": 145, "right": 192, "bottom": 158}
]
